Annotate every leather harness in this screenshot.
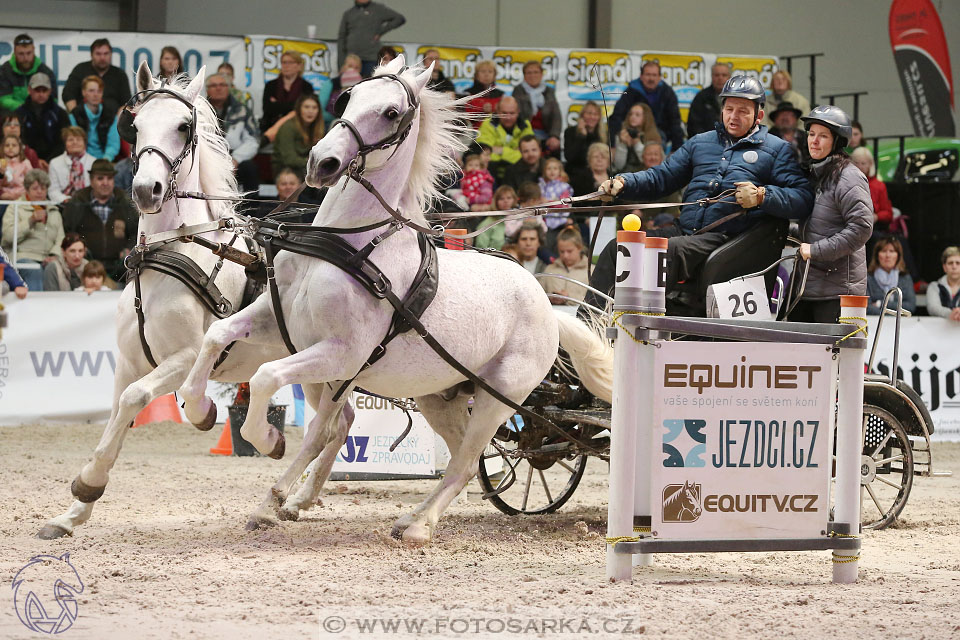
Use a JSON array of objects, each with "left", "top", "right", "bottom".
[
  {"left": 252, "top": 217, "right": 440, "bottom": 402},
  {"left": 125, "top": 236, "right": 261, "bottom": 369}
]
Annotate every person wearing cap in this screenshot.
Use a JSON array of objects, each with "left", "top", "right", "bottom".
[
  {"left": 15, "top": 73, "right": 70, "bottom": 163},
  {"left": 586, "top": 75, "right": 814, "bottom": 311},
  {"left": 62, "top": 159, "right": 137, "bottom": 280},
  {"left": 61, "top": 38, "right": 132, "bottom": 114},
  {"left": 0, "top": 34, "right": 57, "bottom": 112},
  {"left": 788, "top": 105, "right": 873, "bottom": 323},
  {"left": 768, "top": 101, "right": 808, "bottom": 164}
]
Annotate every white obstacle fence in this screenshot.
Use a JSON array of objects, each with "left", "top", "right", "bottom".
[{"left": 604, "top": 229, "right": 868, "bottom": 584}]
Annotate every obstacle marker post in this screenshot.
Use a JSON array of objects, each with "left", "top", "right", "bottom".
[
  {"left": 833, "top": 295, "right": 868, "bottom": 583},
  {"left": 606, "top": 229, "right": 645, "bottom": 581}
]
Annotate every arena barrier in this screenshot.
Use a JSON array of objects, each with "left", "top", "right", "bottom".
[{"left": 604, "top": 230, "right": 868, "bottom": 584}]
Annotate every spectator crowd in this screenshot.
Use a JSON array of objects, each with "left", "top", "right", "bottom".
[{"left": 1, "top": 4, "right": 957, "bottom": 319}]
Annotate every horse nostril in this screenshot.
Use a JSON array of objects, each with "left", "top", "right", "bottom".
[
  {"left": 318, "top": 158, "right": 339, "bottom": 176},
  {"left": 152, "top": 182, "right": 163, "bottom": 196}
]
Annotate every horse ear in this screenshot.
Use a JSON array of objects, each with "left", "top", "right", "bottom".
[
  {"left": 383, "top": 54, "right": 405, "bottom": 74},
  {"left": 136, "top": 60, "right": 155, "bottom": 93},
  {"left": 412, "top": 63, "right": 433, "bottom": 93},
  {"left": 183, "top": 66, "right": 206, "bottom": 104}
]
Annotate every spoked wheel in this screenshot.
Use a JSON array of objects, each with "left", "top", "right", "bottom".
[
  {"left": 477, "top": 421, "right": 589, "bottom": 516},
  {"left": 860, "top": 404, "right": 914, "bottom": 530}
]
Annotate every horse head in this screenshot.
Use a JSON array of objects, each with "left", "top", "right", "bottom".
[
  {"left": 307, "top": 54, "right": 433, "bottom": 188},
  {"left": 129, "top": 61, "right": 205, "bottom": 213},
  {"left": 681, "top": 481, "right": 702, "bottom": 517}
]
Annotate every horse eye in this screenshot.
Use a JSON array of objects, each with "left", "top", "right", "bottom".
[
  {"left": 178, "top": 123, "right": 189, "bottom": 132},
  {"left": 385, "top": 108, "right": 400, "bottom": 120}
]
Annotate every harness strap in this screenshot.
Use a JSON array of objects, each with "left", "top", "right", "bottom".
[
  {"left": 262, "top": 238, "right": 299, "bottom": 356},
  {"left": 133, "top": 268, "right": 159, "bottom": 369},
  {"left": 378, "top": 281, "right": 602, "bottom": 455},
  {"left": 332, "top": 233, "right": 438, "bottom": 401},
  {"left": 126, "top": 241, "right": 248, "bottom": 370}
]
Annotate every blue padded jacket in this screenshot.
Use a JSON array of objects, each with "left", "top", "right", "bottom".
[{"left": 619, "top": 122, "right": 814, "bottom": 235}]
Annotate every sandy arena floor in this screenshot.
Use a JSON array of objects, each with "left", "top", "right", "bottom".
[{"left": 1, "top": 421, "right": 959, "bottom": 639}]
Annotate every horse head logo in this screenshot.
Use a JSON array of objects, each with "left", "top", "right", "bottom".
[
  {"left": 12, "top": 553, "right": 84, "bottom": 634},
  {"left": 662, "top": 481, "right": 703, "bottom": 523}
]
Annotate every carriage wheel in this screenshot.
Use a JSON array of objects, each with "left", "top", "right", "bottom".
[
  {"left": 477, "top": 429, "right": 588, "bottom": 516},
  {"left": 860, "top": 404, "right": 914, "bottom": 530}
]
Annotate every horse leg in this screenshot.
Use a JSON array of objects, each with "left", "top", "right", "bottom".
[
  {"left": 245, "top": 384, "right": 351, "bottom": 529},
  {"left": 278, "top": 386, "right": 355, "bottom": 520},
  {"left": 240, "top": 341, "right": 350, "bottom": 458},
  {"left": 38, "top": 350, "right": 195, "bottom": 539},
  {"left": 179, "top": 297, "right": 278, "bottom": 426},
  {"left": 390, "top": 390, "right": 516, "bottom": 545}
]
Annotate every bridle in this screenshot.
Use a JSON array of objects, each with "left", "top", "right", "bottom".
[
  {"left": 118, "top": 80, "right": 199, "bottom": 204},
  {"left": 329, "top": 72, "right": 421, "bottom": 183}
]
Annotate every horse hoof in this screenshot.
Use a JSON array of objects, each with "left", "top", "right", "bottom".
[
  {"left": 71, "top": 476, "right": 105, "bottom": 503},
  {"left": 245, "top": 516, "right": 277, "bottom": 531},
  {"left": 267, "top": 432, "right": 286, "bottom": 460},
  {"left": 401, "top": 523, "right": 432, "bottom": 545},
  {"left": 277, "top": 507, "right": 300, "bottom": 522},
  {"left": 193, "top": 401, "right": 218, "bottom": 432},
  {"left": 37, "top": 523, "right": 71, "bottom": 540}
]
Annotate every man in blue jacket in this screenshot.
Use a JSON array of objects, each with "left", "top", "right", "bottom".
[
  {"left": 586, "top": 76, "right": 814, "bottom": 309},
  {"left": 609, "top": 60, "right": 685, "bottom": 151}
]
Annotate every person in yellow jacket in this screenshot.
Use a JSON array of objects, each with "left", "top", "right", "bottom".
[{"left": 476, "top": 97, "right": 534, "bottom": 181}]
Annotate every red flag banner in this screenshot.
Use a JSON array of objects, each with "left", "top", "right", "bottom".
[{"left": 889, "top": 0, "right": 955, "bottom": 136}]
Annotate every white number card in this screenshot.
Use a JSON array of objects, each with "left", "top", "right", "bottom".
[{"left": 708, "top": 276, "right": 773, "bottom": 320}]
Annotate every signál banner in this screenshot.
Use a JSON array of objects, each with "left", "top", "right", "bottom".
[
  {"left": 651, "top": 342, "right": 837, "bottom": 540},
  {"left": 889, "top": 0, "right": 956, "bottom": 136}
]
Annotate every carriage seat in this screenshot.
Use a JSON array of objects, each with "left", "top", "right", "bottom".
[{"left": 667, "top": 217, "right": 789, "bottom": 317}]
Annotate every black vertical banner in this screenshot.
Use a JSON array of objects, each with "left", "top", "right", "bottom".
[{"left": 889, "top": 0, "right": 956, "bottom": 137}]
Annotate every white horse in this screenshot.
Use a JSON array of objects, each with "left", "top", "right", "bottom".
[
  {"left": 38, "top": 62, "right": 353, "bottom": 539},
  {"left": 178, "top": 55, "right": 614, "bottom": 543}
]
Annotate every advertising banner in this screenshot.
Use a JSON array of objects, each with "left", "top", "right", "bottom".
[
  {"left": 1, "top": 29, "right": 777, "bottom": 135},
  {"left": 329, "top": 392, "right": 436, "bottom": 478},
  {"left": 889, "top": 0, "right": 956, "bottom": 136},
  {"left": 0, "top": 292, "right": 122, "bottom": 424},
  {"left": 0, "top": 28, "right": 245, "bottom": 103},
  {"left": 651, "top": 342, "right": 837, "bottom": 540},
  {"left": 867, "top": 316, "right": 960, "bottom": 441}
]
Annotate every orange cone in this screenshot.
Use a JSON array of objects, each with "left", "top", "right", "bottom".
[
  {"left": 209, "top": 418, "right": 233, "bottom": 455},
  {"left": 133, "top": 394, "right": 184, "bottom": 428}
]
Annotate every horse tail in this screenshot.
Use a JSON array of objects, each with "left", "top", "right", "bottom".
[{"left": 554, "top": 311, "right": 613, "bottom": 403}]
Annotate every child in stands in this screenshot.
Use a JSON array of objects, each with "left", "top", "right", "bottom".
[{"left": 0, "top": 135, "right": 33, "bottom": 200}]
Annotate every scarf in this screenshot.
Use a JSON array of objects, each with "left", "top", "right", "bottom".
[
  {"left": 874, "top": 267, "right": 899, "bottom": 293},
  {"left": 65, "top": 155, "right": 85, "bottom": 196},
  {"left": 274, "top": 76, "right": 305, "bottom": 104},
  {"left": 521, "top": 80, "right": 546, "bottom": 114}
]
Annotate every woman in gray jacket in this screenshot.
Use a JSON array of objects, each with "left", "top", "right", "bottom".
[{"left": 790, "top": 106, "right": 873, "bottom": 323}]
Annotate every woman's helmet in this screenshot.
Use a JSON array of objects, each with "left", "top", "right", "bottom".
[{"left": 801, "top": 105, "right": 853, "bottom": 148}]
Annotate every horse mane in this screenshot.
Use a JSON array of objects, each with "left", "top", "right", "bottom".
[
  {"left": 377, "top": 65, "right": 469, "bottom": 226},
  {"left": 141, "top": 73, "right": 240, "bottom": 220}
]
